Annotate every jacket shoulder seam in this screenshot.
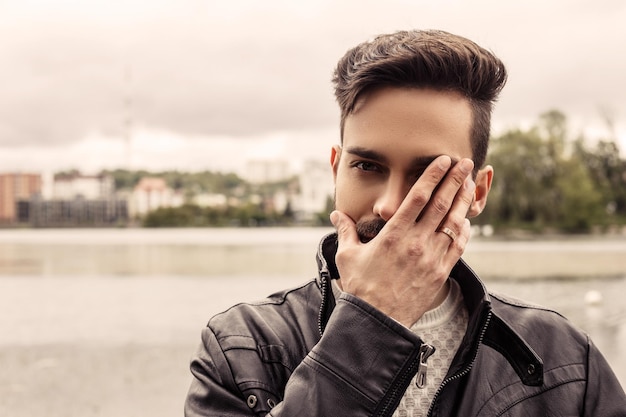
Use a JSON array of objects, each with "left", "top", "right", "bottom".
[
  {"left": 207, "top": 278, "right": 318, "bottom": 325},
  {"left": 489, "top": 291, "right": 567, "bottom": 318}
]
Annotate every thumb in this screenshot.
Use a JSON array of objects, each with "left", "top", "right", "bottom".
[{"left": 330, "top": 210, "right": 359, "bottom": 245}]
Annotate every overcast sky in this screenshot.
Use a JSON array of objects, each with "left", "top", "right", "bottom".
[{"left": 1, "top": 0, "right": 625, "bottom": 176}]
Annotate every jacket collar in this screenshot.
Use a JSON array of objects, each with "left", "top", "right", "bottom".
[{"left": 315, "top": 232, "right": 543, "bottom": 387}]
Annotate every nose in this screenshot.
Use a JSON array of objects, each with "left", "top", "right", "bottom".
[{"left": 373, "top": 177, "right": 408, "bottom": 221}]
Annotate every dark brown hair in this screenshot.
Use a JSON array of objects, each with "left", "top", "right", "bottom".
[{"left": 332, "top": 30, "right": 507, "bottom": 169}]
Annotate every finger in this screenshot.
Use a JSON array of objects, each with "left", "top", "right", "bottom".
[
  {"left": 419, "top": 158, "right": 474, "bottom": 230},
  {"left": 387, "top": 155, "right": 453, "bottom": 227},
  {"left": 449, "top": 175, "right": 477, "bottom": 224},
  {"left": 330, "top": 210, "right": 360, "bottom": 246},
  {"left": 442, "top": 218, "right": 471, "bottom": 265},
  {"left": 434, "top": 173, "right": 475, "bottom": 239}
]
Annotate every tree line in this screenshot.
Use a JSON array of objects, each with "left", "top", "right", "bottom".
[{"left": 479, "top": 110, "right": 626, "bottom": 234}]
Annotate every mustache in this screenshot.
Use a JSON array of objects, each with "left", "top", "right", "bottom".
[
  {"left": 356, "top": 218, "right": 386, "bottom": 243},
  {"left": 333, "top": 193, "right": 386, "bottom": 242}
]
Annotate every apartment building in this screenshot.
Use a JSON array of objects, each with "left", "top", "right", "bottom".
[
  {"left": 0, "top": 173, "right": 42, "bottom": 223},
  {"left": 129, "top": 177, "right": 184, "bottom": 217},
  {"left": 295, "top": 159, "right": 334, "bottom": 220},
  {"left": 23, "top": 172, "right": 127, "bottom": 227}
]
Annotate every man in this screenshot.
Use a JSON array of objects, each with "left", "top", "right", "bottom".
[{"left": 185, "top": 30, "right": 625, "bottom": 416}]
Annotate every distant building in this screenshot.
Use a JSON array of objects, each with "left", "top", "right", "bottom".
[
  {"left": 244, "top": 159, "right": 291, "bottom": 184},
  {"left": 0, "top": 173, "right": 42, "bottom": 223},
  {"left": 22, "top": 197, "right": 128, "bottom": 227},
  {"left": 15, "top": 172, "right": 127, "bottom": 227},
  {"left": 53, "top": 173, "right": 114, "bottom": 200},
  {"left": 130, "top": 177, "right": 183, "bottom": 217},
  {"left": 294, "top": 159, "right": 334, "bottom": 220},
  {"left": 271, "top": 190, "right": 290, "bottom": 214}
]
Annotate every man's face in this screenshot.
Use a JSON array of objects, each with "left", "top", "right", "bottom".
[{"left": 331, "top": 87, "right": 486, "bottom": 242}]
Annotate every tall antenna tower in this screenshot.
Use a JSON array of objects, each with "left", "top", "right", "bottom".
[{"left": 123, "top": 63, "right": 133, "bottom": 170}]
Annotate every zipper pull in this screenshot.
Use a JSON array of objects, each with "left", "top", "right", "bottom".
[{"left": 415, "top": 344, "right": 436, "bottom": 388}]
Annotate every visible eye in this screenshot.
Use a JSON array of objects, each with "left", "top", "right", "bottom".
[{"left": 352, "top": 161, "right": 381, "bottom": 172}]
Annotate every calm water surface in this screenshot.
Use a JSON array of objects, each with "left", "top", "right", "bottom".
[{"left": 1, "top": 228, "right": 625, "bottom": 415}]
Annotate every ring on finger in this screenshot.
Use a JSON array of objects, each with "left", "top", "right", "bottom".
[{"left": 438, "top": 226, "right": 457, "bottom": 242}]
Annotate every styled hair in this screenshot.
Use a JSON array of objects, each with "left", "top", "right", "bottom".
[{"left": 332, "top": 30, "right": 507, "bottom": 169}]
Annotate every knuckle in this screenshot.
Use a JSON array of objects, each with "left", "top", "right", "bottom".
[
  {"left": 406, "top": 241, "right": 426, "bottom": 258},
  {"left": 379, "top": 230, "right": 401, "bottom": 249},
  {"left": 424, "top": 167, "right": 445, "bottom": 184},
  {"left": 449, "top": 233, "right": 466, "bottom": 254},
  {"left": 449, "top": 173, "right": 465, "bottom": 188},
  {"left": 450, "top": 241, "right": 465, "bottom": 256},
  {"left": 336, "top": 222, "right": 350, "bottom": 236},
  {"left": 446, "top": 214, "right": 463, "bottom": 229},
  {"left": 334, "top": 246, "right": 355, "bottom": 269},
  {"left": 431, "top": 196, "right": 450, "bottom": 214},
  {"left": 409, "top": 189, "right": 430, "bottom": 207},
  {"left": 459, "top": 187, "right": 474, "bottom": 205},
  {"left": 334, "top": 247, "right": 347, "bottom": 263}
]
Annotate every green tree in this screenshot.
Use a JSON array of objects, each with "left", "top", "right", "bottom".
[
  {"left": 143, "top": 204, "right": 199, "bottom": 227},
  {"left": 574, "top": 138, "right": 626, "bottom": 223},
  {"left": 554, "top": 154, "right": 605, "bottom": 232},
  {"left": 482, "top": 127, "right": 554, "bottom": 230},
  {"left": 483, "top": 109, "right": 619, "bottom": 233}
]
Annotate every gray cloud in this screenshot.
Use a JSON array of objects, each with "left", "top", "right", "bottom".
[{"left": 1, "top": 0, "right": 625, "bottom": 151}]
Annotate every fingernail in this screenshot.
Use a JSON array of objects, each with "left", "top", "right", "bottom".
[
  {"left": 459, "top": 159, "right": 474, "bottom": 174},
  {"left": 438, "top": 155, "right": 452, "bottom": 170},
  {"left": 329, "top": 211, "right": 339, "bottom": 226}
]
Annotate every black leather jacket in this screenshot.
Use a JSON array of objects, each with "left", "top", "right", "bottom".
[{"left": 185, "top": 233, "right": 626, "bottom": 416}]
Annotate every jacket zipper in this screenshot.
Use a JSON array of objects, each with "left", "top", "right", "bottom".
[
  {"left": 426, "top": 311, "right": 492, "bottom": 417},
  {"left": 375, "top": 342, "right": 435, "bottom": 416},
  {"left": 317, "top": 270, "right": 330, "bottom": 336},
  {"left": 416, "top": 344, "right": 436, "bottom": 388}
]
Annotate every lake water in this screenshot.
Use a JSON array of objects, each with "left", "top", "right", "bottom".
[{"left": 1, "top": 228, "right": 625, "bottom": 416}]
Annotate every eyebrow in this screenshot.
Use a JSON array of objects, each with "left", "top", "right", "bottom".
[{"left": 344, "top": 146, "right": 460, "bottom": 170}]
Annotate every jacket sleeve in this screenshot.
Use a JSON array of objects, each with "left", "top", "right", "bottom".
[
  {"left": 184, "top": 293, "right": 424, "bottom": 417},
  {"left": 583, "top": 337, "right": 626, "bottom": 416},
  {"left": 185, "top": 327, "right": 256, "bottom": 417}
]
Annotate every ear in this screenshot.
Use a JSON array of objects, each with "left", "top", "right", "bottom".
[
  {"left": 330, "top": 145, "right": 342, "bottom": 183},
  {"left": 468, "top": 165, "right": 493, "bottom": 218}
]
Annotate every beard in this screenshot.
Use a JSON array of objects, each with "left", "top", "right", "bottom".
[
  {"left": 333, "top": 192, "right": 386, "bottom": 243},
  {"left": 355, "top": 217, "right": 386, "bottom": 243}
]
